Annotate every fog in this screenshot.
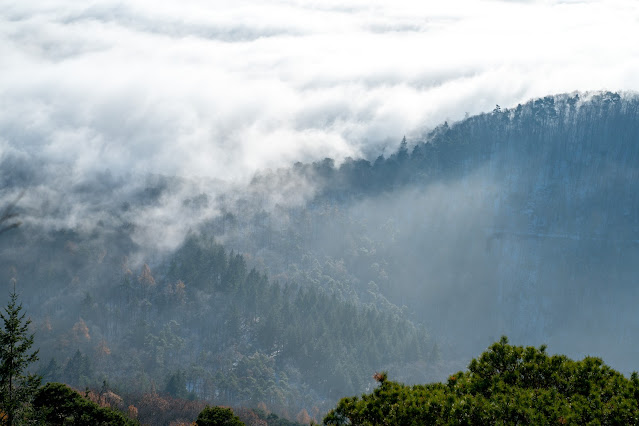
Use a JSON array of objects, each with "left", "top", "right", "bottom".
[
  {"left": 2, "top": 0, "right": 639, "bottom": 416},
  {"left": 3, "top": 0, "right": 638, "bottom": 256},
  {"left": 332, "top": 170, "right": 639, "bottom": 375},
  {"left": 203, "top": 93, "right": 639, "bottom": 378},
  {"left": 2, "top": 0, "right": 638, "bottom": 185}
]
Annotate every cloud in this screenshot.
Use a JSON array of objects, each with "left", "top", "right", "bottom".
[{"left": 1, "top": 0, "right": 638, "bottom": 184}]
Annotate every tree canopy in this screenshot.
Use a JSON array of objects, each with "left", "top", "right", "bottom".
[
  {"left": 195, "top": 405, "right": 244, "bottom": 426},
  {"left": 32, "top": 382, "right": 137, "bottom": 425},
  {"left": 324, "top": 337, "right": 639, "bottom": 425}
]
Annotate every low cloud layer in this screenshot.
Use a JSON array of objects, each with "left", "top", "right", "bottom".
[{"left": 1, "top": 0, "right": 638, "bottom": 183}]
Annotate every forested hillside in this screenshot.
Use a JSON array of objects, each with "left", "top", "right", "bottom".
[
  {"left": 215, "top": 91, "right": 639, "bottom": 370},
  {"left": 0, "top": 226, "right": 433, "bottom": 422},
  {"left": 1, "top": 91, "right": 638, "bottom": 423}
]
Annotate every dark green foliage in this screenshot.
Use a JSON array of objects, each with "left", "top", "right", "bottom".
[
  {"left": 32, "top": 382, "right": 137, "bottom": 425},
  {"left": 165, "top": 369, "right": 190, "bottom": 399},
  {"left": 160, "top": 234, "right": 433, "bottom": 403},
  {"left": 63, "top": 350, "right": 92, "bottom": 388},
  {"left": 324, "top": 337, "right": 639, "bottom": 425},
  {"left": 0, "top": 288, "right": 41, "bottom": 425},
  {"left": 38, "top": 357, "right": 61, "bottom": 383},
  {"left": 265, "top": 412, "right": 300, "bottom": 426},
  {"left": 196, "top": 405, "right": 244, "bottom": 426}
]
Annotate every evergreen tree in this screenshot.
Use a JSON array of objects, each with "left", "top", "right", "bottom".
[
  {"left": 195, "top": 405, "right": 244, "bottom": 426},
  {"left": 38, "top": 358, "right": 61, "bottom": 383},
  {"left": 0, "top": 288, "right": 41, "bottom": 425},
  {"left": 63, "top": 349, "right": 92, "bottom": 387},
  {"left": 165, "top": 370, "right": 188, "bottom": 399}
]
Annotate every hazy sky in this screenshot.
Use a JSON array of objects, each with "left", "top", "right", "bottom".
[{"left": 1, "top": 0, "right": 638, "bottom": 182}]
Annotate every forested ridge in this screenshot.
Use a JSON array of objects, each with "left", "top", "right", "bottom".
[
  {"left": 220, "top": 91, "right": 639, "bottom": 366},
  {"left": 1, "top": 91, "right": 639, "bottom": 423},
  {"left": 292, "top": 91, "right": 639, "bottom": 201}
]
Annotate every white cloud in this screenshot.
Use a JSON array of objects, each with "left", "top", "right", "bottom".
[{"left": 1, "top": 0, "right": 638, "bottom": 184}]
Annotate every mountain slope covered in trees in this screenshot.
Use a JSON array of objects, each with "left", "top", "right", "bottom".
[
  {"left": 0, "top": 227, "right": 433, "bottom": 420},
  {"left": 212, "top": 91, "right": 639, "bottom": 371},
  {"left": 1, "top": 91, "right": 638, "bottom": 422}
]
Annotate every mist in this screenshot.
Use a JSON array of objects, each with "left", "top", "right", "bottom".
[
  {"left": 3, "top": 0, "right": 638, "bottom": 255},
  {"left": 204, "top": 92, "right": 639, "bottom": 378},
  {"left": 2, "top": 0, "right": 639, "bottom": 421},
  {"left": 2, "top": 0, "right": 638, "bottom": 187}
]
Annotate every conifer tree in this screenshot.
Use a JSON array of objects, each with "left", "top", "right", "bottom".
[{"left": 0, "top": 287, "right": 41, "bottom": 425}]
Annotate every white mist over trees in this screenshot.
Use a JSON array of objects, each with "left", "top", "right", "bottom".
[
  {"left": 1, "top": 92, "right": 639, "bottom": 423},
  {"left": 3, "top": 1, "right": 639, "bottom": 423},
  {"left": 2, "top": 1, "right": 638, "bottom": 183}
]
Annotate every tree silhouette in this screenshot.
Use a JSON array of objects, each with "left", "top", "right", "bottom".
[{"left": 0, "top": 287, "right": 41, "bottom": 425}]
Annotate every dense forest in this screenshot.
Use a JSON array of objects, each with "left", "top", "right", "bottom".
[
  {"left": 0, "top": 228, "right": 432, "bottom": 422},
  {"left": 1, "top": 91, "right": 639, "bottom": 423},
  {"left": 217, "top": 91, "right": 639, "bottom": 366}
]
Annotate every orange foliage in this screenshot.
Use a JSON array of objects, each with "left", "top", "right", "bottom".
[
  {"left": 72, "top": 318, "right": 90, "bottom": 341},
  {"left": 82, "top": 388, "right": 124, "bottom": 411},
  {"left": 234, "top": 407, "right": 268, "bottom": 426},
  {"left": 122, "top": 257, "right": 132, "bottom": 276},
  {"left": 128, "top": 405, "right": 138, "bottom": 420},
  {"left": 40, "top": 317, "right": 52, "bottom": 333},
  {"left": 296, "top": 408, "right": 311, "bottom": 424},
  {"left": 175, "top": 280, "right": 186, "bottom": 301},
  {"left": 164, "top": 280, "right": 186, "bottom": 303},
  {"left": 97, "top": 339, "right": 111, "bottom": 356},
  {"left": 373, "top": 372, "right": 387, "bottom": 383},
  {"left": 257, "top": 401, "right": 269, "bottom": 415},
  {"left": 133, "top": 392, "right": 206, "bottom": 425},
  {"left": 101, "top": 391, "right": 123, "bottom": 408},
  {"left": 139, "top": 264, "right": 156, "bottom": 287},
  {"left": 311, "top": 405, "right": 320, "bottom": 421}
]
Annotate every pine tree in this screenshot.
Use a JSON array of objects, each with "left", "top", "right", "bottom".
[{"left": 0, "top": 287, "right": 41, "bottom": 425}]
